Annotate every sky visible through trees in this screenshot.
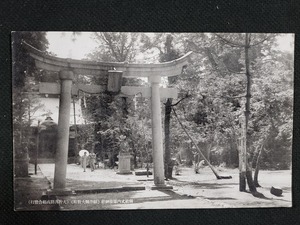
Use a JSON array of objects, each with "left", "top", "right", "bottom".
[{"left": 46, "top": 32, "right": 294, "bottom": 60}]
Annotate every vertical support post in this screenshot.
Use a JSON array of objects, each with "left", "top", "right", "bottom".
[
  {"left": 35, "top": 120, "right": 40, "bottom": 175},
  {"left": 150, "top": 76, "right": 165, "bottom": 186},
  {"left": 53, "top": 70, "right": 73, "bottom": 191},
  {"left": 239, "top": 116, "right": 247, "bottom": 191},
  {"left": 72, "top": 97, "right": 78, "bottom": 157}
]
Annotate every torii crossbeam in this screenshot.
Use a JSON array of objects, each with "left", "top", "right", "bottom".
[{"left": 24, "top": 42, "right": 192, "bottom": 193}]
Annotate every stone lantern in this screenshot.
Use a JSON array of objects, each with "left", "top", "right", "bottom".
[{"left": 117, "top": 135, "right": 132, "bottom": 174}]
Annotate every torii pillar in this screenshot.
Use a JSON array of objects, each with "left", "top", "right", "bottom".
[
  {"left": 149, "top": 76, "right": 165, "bottom": 187},
  {"left": 24, "top": 41, "right": 192, "bottom": 191},
  {"left": 52, "top": 70, "right": 74, "bottom": 194}
]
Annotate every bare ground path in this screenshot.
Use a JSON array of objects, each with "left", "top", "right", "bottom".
[
  {"left": 166, "top": 167, "right": 292, "bottom": 208},
  {"left": 32, "top": 164, "right": 292, "bottom": 210}
]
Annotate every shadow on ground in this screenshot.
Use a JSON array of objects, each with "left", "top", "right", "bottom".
[
  {"left": 14, "top": 175, "right": 60, "bottom": 211},
  {"left": 168, "top": 179, "right": 238, "bottom": 190},
  {"left": 46, "top": 177, "right": 140, "bottom": 191}
]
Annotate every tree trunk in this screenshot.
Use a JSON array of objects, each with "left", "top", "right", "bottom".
[
  {"left": 239, "top": 172, "right": 247, "bottom": 191},
  {"left": 206, "top": 143, "right": 211, "bottom": 163},
  {"left": 244, "top": 33, "right": 257, "bottom": 193},
  {"left": 254, "top": 144, "right": 264, "bottom": 187},
  {"left": 164, "top": 98, "right": 173, "bottom": 179},
  {"left": 253, "top": 164, "right": 261, "bottom": 187},
  {"left": 185, "top": 144, "right": 194, "bottom": 166},
  {"left": 134, "top": 153, "right": 137, "bottom": 168},
  {"left": 246, "top": 169, "right": 256, "bottom": 192},
  {"left": 161, "top": 35, "right": 179, "bottom": 179}
]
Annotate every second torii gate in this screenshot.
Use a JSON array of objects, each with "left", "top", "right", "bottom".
[{"left": 25, "top": 42, "right": 192, "bottom": 192}]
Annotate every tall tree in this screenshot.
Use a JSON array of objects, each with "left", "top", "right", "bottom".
[
  {"left": 243, "top": 33, "right": 256, "bottom": 193},
  {"left": 250, "top": 42, "right": 293, "bottom": 185},
  {"left": 212, "top": 33, "right": 277, "bottom": 194},
  {"left": 182, "top": 33, "right": 291, "bottom": 190},
  {"left": 12, "top": 32, "right": 49, "bottom": 156},
  {"left": 160, "top": 35, "right": 181, "bottom": 179}
]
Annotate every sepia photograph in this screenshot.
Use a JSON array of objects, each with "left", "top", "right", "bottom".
[{"left": 13, "top": 32, "right": 294, "bottom": 210}]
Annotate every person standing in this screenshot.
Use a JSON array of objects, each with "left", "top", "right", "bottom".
[
  {"left": 82, "top": 152, "right": 88, "bottom": 172},
  {"left": 194, "top": 153, "right": 205, "bottom": 174},
  {"left": 174, "top": 152, "right": 182, "bottom": 176},
  {"left": 89, "top": 152, "right": 96, "bottom": 172},
  {"left": 194, "top": 153, "right": 200, "bottom": 174}
]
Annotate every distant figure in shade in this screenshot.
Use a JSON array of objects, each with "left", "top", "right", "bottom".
[
  {"left": 174, "top": 160, "right": 181, "bottom": 175},
  {"left": 89, "top": 152, "right": 96, "bottom": 172},
  {"left": 194, "top": 155, "right": 205, "bottom": 174},
  {"left": 194, "top": 153, "right": 200, "bottom": 174},
  {"left": 82, "top": 152, "right": 88, "bottom": 172},
  {"left": 174, "top": 153, "right": 182, "bottom": 176},
  {"left": 76, "top": 154, "right": 81, "bottom": 165}
]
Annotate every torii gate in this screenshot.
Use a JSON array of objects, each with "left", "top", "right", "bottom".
[{"left": 25, "top": 42, "right": 192, "bottom": 193}]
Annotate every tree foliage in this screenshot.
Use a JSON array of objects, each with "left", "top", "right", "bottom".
[
  {"left": 87, "top": 32, "right": 139, "bottom": 62},
  {"left": 181, "top": 33, "right": 293, "bottom": 171},
  {"left": 82, "top": 32, "right": 150, "bottom": 166},
  {"left": 12, "top": 32, "right": 49, "bottom": 152}
]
